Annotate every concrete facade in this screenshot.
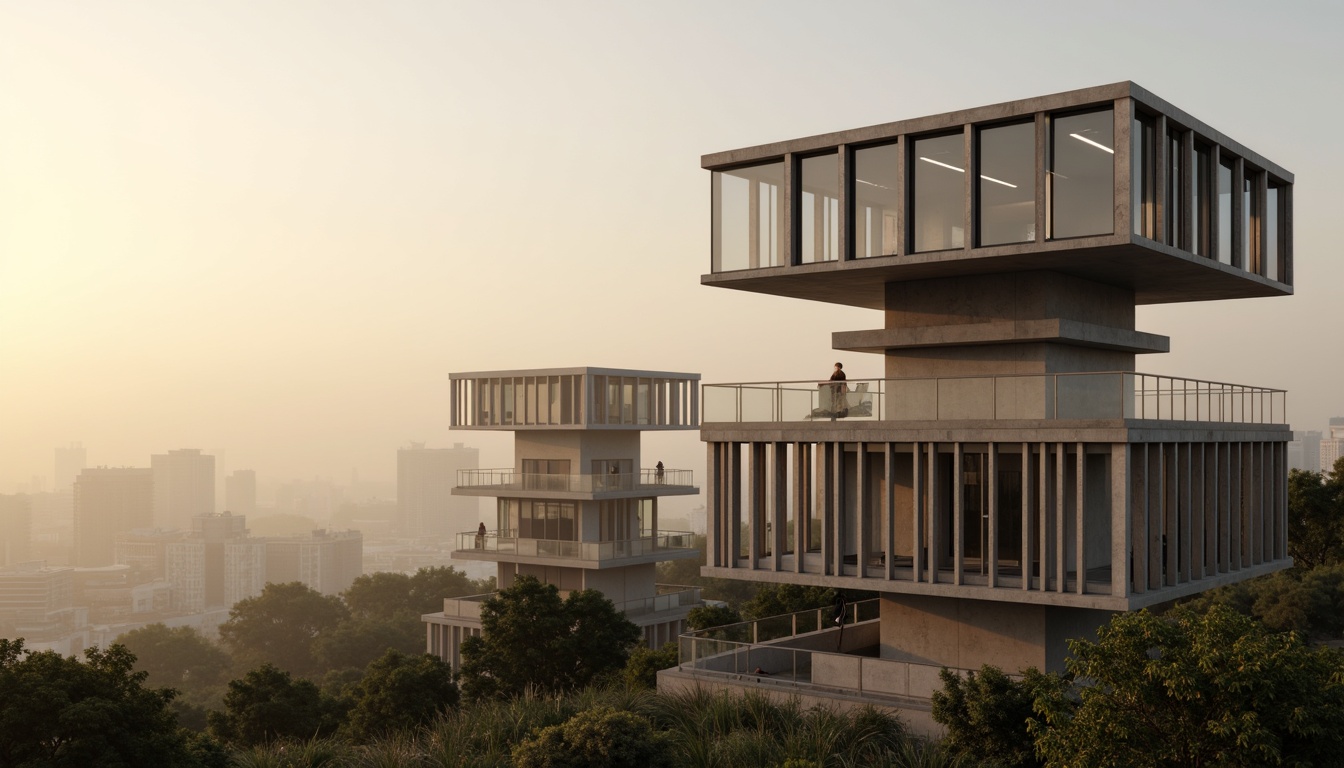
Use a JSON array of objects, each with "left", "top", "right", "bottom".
[
  {"left": 424, "top": 367, "right": 704, "bottom": 666},
  {"left": 674, "top": 83, "right": 1295, "bottom": 710}
]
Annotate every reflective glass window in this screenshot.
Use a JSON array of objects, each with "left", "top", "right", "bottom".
[
  {"left": 853, "top": 143, "right": 900, "bottom": 257},
  {"left": 1218, "top": 158, "right": 1234, "bottom": 265},
  {"left": 977, "top": 122, "right": 1035, "bottom": 246},
  {"left": 1051, "top": 109, "right": 1114, "bottom": 239},
  {"left": 712, "top": 161, "right": 785, "bottom": 271},
  {"left": 1132, "top": 113, "right": 1155, "bottom": 238},
  {"left": 799, "top": 153, "right": 839, "bottom": 263},
  {"left": 1166, "top": 127, "right": 1184, "bottom": 248},
  {"left": 1193, "top": 142, "right": 1211, "bottom": 257},
  {"left": 1266, "top": 182, "right": 1283, "bottom": 281},
  {"left": 1244, "top": 170, "right": 1260, "bottom": 273},
  {"left": 912, "top": 133, "right": 966, "bottom": 252}
]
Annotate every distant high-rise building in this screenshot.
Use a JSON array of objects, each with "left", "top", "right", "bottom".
[
  {"left": 1321, "top": 418, "right": 1344, "bottom": 475},
  {"left": 0, "top": 563, "right": 88, "bottom": 654},
  {"left": 1289, "top": 431, "right": 1323, "bottom": 473},
  {"left": 54, "top": 444, "right": 86, "bottom": 494},
  {"left": 73, "top": 468, "right": 153, "bottom": 566},
  {"left": 225, "top": 470, "right": 257, "bottom": 517},
  {"left": 114, "top": 528, "right": 185, "bottom": 581},
  {"left": 151, "top": 449, "right": 214, "bottom": 530},
  {"left": 398, "top": 443, "right": 479, "bottom": 540},
  {"left": 263, "top": 529, "right": 363, "bottom": 596},
  {"left": 0, "top": 495, "right": 33, "bottom": 567},
  {"left": 166, "top": 512, "right": 264, "bottom": 612}
]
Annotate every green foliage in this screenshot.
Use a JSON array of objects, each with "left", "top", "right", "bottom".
[
  {"left": 1289, "top": 462, "right": 1344, "bottom": 571},
  {"left": 622, "top": 642, "right": 679, "bottom": 689},
  {"left": 1030, "top": 605, "right": 1344, "bottom": 767},
  {"left": 649, "top": 688, "right": 907, "bottom": 767},
  {"left": 655, "top": 535, "right": 759, "bottom": 606},
  {"left": 512, "top": 706, "right": 672, "bottom": 768},
  {"left": 219, "top": 582, "right": 350, "bottom": 678},
  {"left": 1185, "top": 564, "right": 1344, "bottom": 640},
  {"left": 207, "top": 663, "right": 342, "bottom": 746},
  {"left": 741, "top": 583, "right": 837, "bottom": 620},
  {"left": 115, "top": 623, "right": 231, "bottom": 692},
  {"left": 931, "top": 665, "right": 1042, "bottom": 768},
  {"left": 458, "top": 576, "right": 641, "bottom": 701},
  {"left": 343, "top": 650, "right": 459, "bottom": 743},
  {"left": 685, "top": 603, "right": 742, "bottom": 631},
  {"left": 0, "top": 638, "right": 192, "bottom": 768},
  {"left": 343, "top": 566, "right": 491, "bottom": 621},
  {"left": 311, "top": 614, "right": 424, "bottom": 672}
]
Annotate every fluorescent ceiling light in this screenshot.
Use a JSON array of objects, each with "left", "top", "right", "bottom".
[
  {"left": 1070, "top": 133, "right": 1114, "bottom": 154},
  {"left": 920, "top": 157, "right": 1017, "bottom": 188},
  {"left": 920, "top": 157, "right": 964, "bottom": 173}
]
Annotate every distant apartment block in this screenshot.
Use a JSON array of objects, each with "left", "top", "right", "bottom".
[
  {"left": 398, "top": 443, "right": 480, "bottom": 541},
  {"left": 74, "top": 468, "right": 154, "bottom": 567},
  {"left": 225, "top": 469, "right": 258, "bottom": 517},
  {"left": 54, "top": 443, "right": 86, "bottom": 494},
  {"left": 0, "top": 563, "right": 88, "bottom": 655},
  {"left": 166, "top": 513, "right": 265, "bottom": 613},
  {"left": 151, "top": 449, "right": 215, "bottom": 529},
  {"left": 1321, "top": 418, "right": 1344, "bottom": 475},
  {"left": 263, "top": 529, "right": 363, "bottom": 596},
  {"left": 0, "top": 494, "right": 33, "bottom": 567},
  {"left": 1288, "top": 431, "right": 1322, "bottom": 473}
]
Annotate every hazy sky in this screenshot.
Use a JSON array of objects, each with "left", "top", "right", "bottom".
[{"left": 3, "top": 1, "right": 1341, "bottom": 494}]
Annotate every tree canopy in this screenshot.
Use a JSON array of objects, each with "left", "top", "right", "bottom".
[
  {"left": 0, "top": 639, "right": 192, "bottom": 768},
  {"left": 1288, "top": 461, "right": 1344, "bottom": 571},
  {"left": 458, "top": 576, "right": 641, "bottom": 700},
  {"left": 512, "top": 706, "right": 672, "bottom": 768},
  {"left": 207, "top": 663, "right": 341, "bottom": 746},
  {"left": 1030, "top": 605, "right": 1344, "bottom": 767},
  {"left": 343, "top": 650, "right": 459, "bottom": 742},
  {"left": 343, "top": 566, "right": 491, "bottom": 621},
  {"left": 115, "top": 623, "right": 231, "bottom": 692},
  {"left": 218, "top": 581, "right": 350, "bottom": 678}
]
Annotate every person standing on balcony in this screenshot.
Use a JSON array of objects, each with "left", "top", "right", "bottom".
[
  {"left": 655, "top": 461, "right": 664, "bottom": 484},
  {"left": 829, "top": 362, "right": 849, "bottom": 417},
  {"left": 476, "top": 522, "right": 486, "bottom": 549}
]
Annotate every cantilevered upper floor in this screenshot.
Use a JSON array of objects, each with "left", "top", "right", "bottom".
[
  {"left": 450, "top": 367, "right": 699, "bottom": 430},
  {"left": 704, "top": 82, "right": 1293, "bottom": 309}
]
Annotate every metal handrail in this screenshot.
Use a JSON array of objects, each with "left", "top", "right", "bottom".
[
  {"left": 701, "top": 372, "right": 1286, "bottom": 425},
  {"left": 456, "top": 468, "right": 695, "bottom": 492},
  {"left": 455, "top": 530, "right": 696, "bottom": 561}
]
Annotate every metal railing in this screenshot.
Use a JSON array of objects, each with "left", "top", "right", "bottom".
[
  {"left": 455, "top": 530, "right": 696, "bottom": 562},
  {"left": 456, "top": 468, "right": 695, "bottom": 493},
  {"left": 702, "top": 372, "right": 1286, "bottom": 425},
  {"left": 440, "top": 583, "right": 700, "bottom": 621}
]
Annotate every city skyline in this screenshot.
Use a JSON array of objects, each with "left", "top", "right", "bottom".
[{"left": 3, "top": 2, "right": 1342, "bottom": 493}]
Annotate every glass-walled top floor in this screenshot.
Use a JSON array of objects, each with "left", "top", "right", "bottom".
[
  {"left": 707, "top": 83, "right": 1293, "bottom": 301},
  {"left": 450, "top": 367, "right": 700, "bottom": 430}
]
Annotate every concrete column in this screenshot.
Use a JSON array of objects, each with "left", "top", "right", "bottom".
[
  {"left": 988, "top": 442, "right": 999, "bottom": 589},
  {"left": 885, "top": 443, "right": 897, "bottom": 581},
  {"left": 1038, "top": 442, "right": 1049, "bottom": 592},
  {"left": 749, "top": 443, "right": 765, "bottom": 567},
  {"left": 1129, "top": 443, "right": 1147, "bottom": 594},
  {"left": 1164, "top": 443, "right": 1179, "bottom": 587},
  {"left": 1075, "top": 442, "right": 1085, "bottom": 595},
  {"left": 963, "top": 126, "right": 974, "bottom": 252},
  {"left": 1022, "top": 443, "right": 1033, "bottom": 591},
  {"left": 1242, "top": 442, "right": 1256, "bottom": 567},
  {"left": 912, "top": 441, "right": 924, "bottom": 583},
  {"left": 857, "top": 441, "right": 868, "bottom": 580},
  {"left": 1147, "top": 443, "right": 1163, "bottom": 590},
  {"left": 831, "top": 442, "right": 844, "bottom": 576},
  {"left": 728, "top": 442, "right": 742, "bottom": 568},
  {"left": 1155, "top": 114, "right": 1168, "bottom": 243},
  {"left": 783, "top": 152, "right": 795, "bottom": 266},
  {"left": 1034, "top": 113, "right": 1047, "bottom": 244},
  {"left": 1112, "top": 444, "right": 1130, "bottom": 598},
  {"left": 1191, "top": 443, "right": 1206, "bottom": 580},
  {"left": 953, "top": 442, "right": 964, "bottom": 586},
  {"left": 1056, "top": 442, "right": 1066, "bottom": 594},
  {"left": 928, "top": 442, "right": 940, "bottom": 584},
  {"left": 1218, "top": 442, "right": 1231, "bottom": 573},
  {"left": 1229, "top": 442, "right": 1242, "bottom": 571},
  {"left": 1115, "top": 98, "right": 1133, "bottom": 241},
  {"left": 772, "top": 442, "right": 787, "bottom": 571},
  {"left": 895, "top": 136, "right": 907, "bottom": 257},
  {"left": 706, "top": 443, "right": 718, "bottom": 567},
  {"left": 793, "top": 442, "right": 810, "bottom": 574},
  {"left": 838, "top": 144, "right": 851, "bottom": 261}
]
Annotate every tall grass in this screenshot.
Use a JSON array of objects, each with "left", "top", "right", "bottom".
[{"left": 218, "top": 685, "right": 945, "bottom": 767}]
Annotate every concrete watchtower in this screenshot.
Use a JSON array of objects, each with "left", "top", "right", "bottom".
[{"left": 685, "top": 83, "right": 1293, "bottom": 683}]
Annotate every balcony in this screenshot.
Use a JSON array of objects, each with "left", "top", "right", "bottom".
[
  {"left": 702, "top": 373, "right": 1286, "bottom": 425},
  {"left": 453, "top": 530, "right": 699, "bottom": 567},
  {"left": 454, "top": 468, "right": 697, "bottom": 498},
  {"left": 675, "top": 599, "right": 979, "bottom": 702}
]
